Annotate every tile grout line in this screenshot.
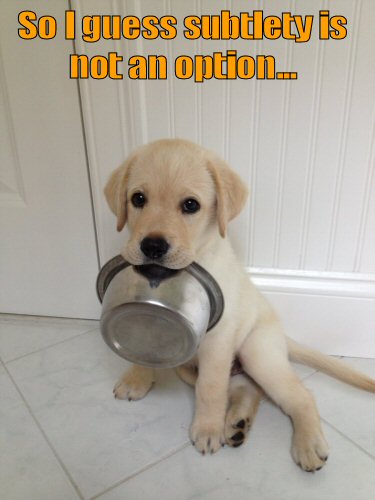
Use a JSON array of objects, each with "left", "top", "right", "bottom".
[
  {"left": 0, "top": 312, "right": 99, "bottom": 323},
  {"left": 3, "top": 326, "right": 100, "bottom": 365},
  {"left": 3, "top": 363, "right": 85, "bottom": 500},
  {"left": 90, "top": 441, "right": 191, "bottom": 500},
  {"left": 321, "top": 418, "right": 375, "bottom": 463},
  {"left": 295, "top": 366, "right": 319, "bottom": 381}
]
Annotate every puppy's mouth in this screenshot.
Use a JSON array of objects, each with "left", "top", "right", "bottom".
[
  {"left": 134, "top": 264, "right": 179, "bottom": 288},
  {"left": 123, "top": 242, "right": 194, "bottom": 276}
]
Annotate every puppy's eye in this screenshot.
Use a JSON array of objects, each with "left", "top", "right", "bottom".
[
  {"left": 131, "top": 192, "right": 147, "bottom": 208},
  {"left": 181, "top": 198, "right": 200, "bottom": 214}
]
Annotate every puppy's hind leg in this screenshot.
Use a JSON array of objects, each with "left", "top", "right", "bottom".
[
  {"left": 175, "top": 360, "right": 198, "bottom": 387},
  {"left": 225, "top": 374, "right": 263, "bottom": 447},
  {"left": 114, "top": 364, "right": 155, "bottom": 401}
]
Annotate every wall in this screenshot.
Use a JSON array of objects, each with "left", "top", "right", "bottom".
[{"left": 75, "top": 0, "right": 375, "bottom": 355}]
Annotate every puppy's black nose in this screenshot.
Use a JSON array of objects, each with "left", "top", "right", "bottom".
[{"left": 140, "top": 237, "right": 169, "bottom": 260}]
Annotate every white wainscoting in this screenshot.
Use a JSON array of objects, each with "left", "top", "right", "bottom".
[
  {"left": 75, "top": 0, "right": 375, "bottom": 355},
  {"left": 251, "top": 267, "right": 375, "bottom": 357}
]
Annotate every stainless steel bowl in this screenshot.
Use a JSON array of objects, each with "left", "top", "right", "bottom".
[{"left": 96, "top": 256, "right": 224, "bottom": 368}]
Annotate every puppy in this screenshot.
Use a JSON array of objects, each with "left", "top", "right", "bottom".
[{"left": 105, "top": 138, "right": 375, "bottom": 471}]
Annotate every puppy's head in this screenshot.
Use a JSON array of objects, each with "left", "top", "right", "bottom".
[{"left": 104, "top": 139, "right": 247, "bottom": 269}]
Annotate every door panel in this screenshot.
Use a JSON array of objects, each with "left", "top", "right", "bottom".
[{"left": 0, "top": 0, "right": 100, "bottom": 318}]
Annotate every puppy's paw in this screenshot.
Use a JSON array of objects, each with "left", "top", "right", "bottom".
[
  {"left": 292, "top": 428, "right": 329, "bottom": 472},
  {"left": 224, "top": 379, "right": 261, "bottom": 448},
  {"left": 190, "top": 418, "right": 225, "bottom": 455},
  {"left": 113, "top": 372, "right": 154, "bottom": 401},
  {"left": 225, "top": 409, "right": 253, "bottom": 448}
]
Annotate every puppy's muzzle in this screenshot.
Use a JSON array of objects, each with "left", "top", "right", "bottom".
[{"left": 140, "top": 236, "right": 169, "bottom": 261}]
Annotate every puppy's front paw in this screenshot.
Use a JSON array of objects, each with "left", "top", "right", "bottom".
[
  {"left": 113, "top": 371, "right": 154, "bottom": 401},
  {"left": 190, "top": 417, "right": 225, "bottom": 455},
  {"left": 292, "top": 428, "right": 329, "bottom": 472}
]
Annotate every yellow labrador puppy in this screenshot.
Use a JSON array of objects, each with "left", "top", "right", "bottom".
[{"left": 105, "top": 138, "right": 375, "bottom": 472}]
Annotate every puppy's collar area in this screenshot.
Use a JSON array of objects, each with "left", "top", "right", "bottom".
[{"left": 134, "top": 264, "right": 179, "bottom": 288}]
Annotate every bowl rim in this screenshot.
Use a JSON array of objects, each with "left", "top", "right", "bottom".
[{"left": 96, "top": 255, "right": 224, "bottom": 331}]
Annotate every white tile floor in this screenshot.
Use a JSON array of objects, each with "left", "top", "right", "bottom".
[{"left": 1, "top": 314, "right": 375, "bottom": 500}]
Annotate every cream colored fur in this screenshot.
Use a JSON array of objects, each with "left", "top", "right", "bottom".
[{"left": 105, "top": 138, "right": 375, "bottom": 472}]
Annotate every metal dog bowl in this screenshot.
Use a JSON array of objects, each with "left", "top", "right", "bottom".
[{"left": 96, "top": 256, "right": 224, "bottom": 368}]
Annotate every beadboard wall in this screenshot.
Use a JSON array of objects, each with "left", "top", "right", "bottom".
[{"left": 75, "top": 0, "right": 375, "bottom": 356}]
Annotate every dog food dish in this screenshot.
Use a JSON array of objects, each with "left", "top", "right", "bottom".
[{"left": 97, "top": 255, "right": 224, "bottom": 368}]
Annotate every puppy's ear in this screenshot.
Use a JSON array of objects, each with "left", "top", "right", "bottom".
[
  {"left": 104, "top": 155, "right": 135, "bottom": 232},
  {"left": 207, "top": 159, "right": 248, "bottom": 238}
]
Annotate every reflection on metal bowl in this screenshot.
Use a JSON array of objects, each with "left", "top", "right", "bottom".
[{"left": 96, "top": 256, "right": 224, "bottom": 368}]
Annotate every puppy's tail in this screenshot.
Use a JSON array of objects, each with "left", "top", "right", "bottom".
[{"left": 287, "top": 337, "right": 375, "bottom": 393}]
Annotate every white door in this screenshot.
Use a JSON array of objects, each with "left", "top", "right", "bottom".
[{"left": 0, "top": 1, "right": 100, "bottom": 319}]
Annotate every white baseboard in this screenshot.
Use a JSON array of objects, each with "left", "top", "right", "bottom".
[{"left": 249, "top": 268, "right": 375, "bottom": 359}]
